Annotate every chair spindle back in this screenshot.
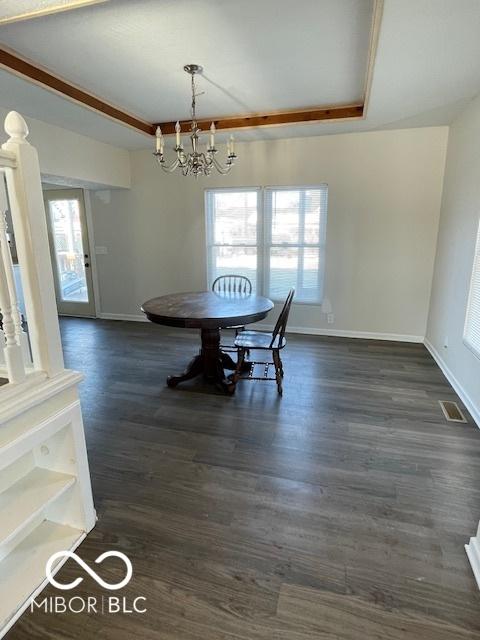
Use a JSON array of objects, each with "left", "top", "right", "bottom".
[
  {"left": 212, "top": 275, "right": 252, "bottom": 296},
  {"left": 270, "top": 289, "right": 295, "bottom": 347}
]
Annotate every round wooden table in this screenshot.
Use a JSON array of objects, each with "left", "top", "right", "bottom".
[{"left": 141, "top": 291, "right": 274, "bottom": 393}]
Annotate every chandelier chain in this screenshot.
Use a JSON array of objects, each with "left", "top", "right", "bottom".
[{"left": 191, "top": 72, "right": 196, "bottom": 124}]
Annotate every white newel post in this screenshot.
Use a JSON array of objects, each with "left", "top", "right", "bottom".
[{"left": 2, "top": 111, "right": 64, "bottom": 377}]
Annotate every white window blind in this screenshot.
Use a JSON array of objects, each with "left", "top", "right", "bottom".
[
  {"left": 264, "top": 187, "right": 327, "bottom": 303},
  {"left": 205, "top": 189, "right": 260, "bottom": 292},
  {"left": 464, "top": 219, "right": 480, "bottom": 359},
  {"left": 206, "top": 185, "right": 328, "bottom": 304}
]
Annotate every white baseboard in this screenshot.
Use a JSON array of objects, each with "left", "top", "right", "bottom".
[
  {"left": 98, "top": 313, "right": 424, "bottom": 343},
  {"left": 98, "top": 312, "right": 148, "bottom": 322},
  {"left": 424, "top": 338, "right": 480, "bottom": 428},
  {"left": 97, "top": 314, "right": 423, "bottom": 343},
  {"left": 254, "top": 324, "right": 424, "bottom": 343},
  {"left": 466, "top": 537, "right": 480, "bottom": 590}
]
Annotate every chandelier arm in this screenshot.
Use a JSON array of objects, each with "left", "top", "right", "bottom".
[
  {"left": 176, "top": 146, "right": 191, "bottom": 166},
  {"left": 159, "top": 158, "right": 181, "bottom": 173},
  {"left": 198, "top": 152, "right": 211, "bottom": 164},
  {"left": 204, "top": 152, "right": 215, "bottom": 167},
  {"left": 211, "top": 155, "right": 233, "bottom": 174}
]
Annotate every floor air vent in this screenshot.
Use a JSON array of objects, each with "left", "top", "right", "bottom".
[{"left": 439, "top": 400, "right": 467, "bottom": 423}]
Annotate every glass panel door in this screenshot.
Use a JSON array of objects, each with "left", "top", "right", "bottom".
[{"left": 44, "top": 189, "right": 95, "bottom": 317}]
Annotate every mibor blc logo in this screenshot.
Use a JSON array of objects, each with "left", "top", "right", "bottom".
[
  {"left": 30, "top": 550, "right": 147, "bottom": 615},
  {"left": 46, "top": 551, "right": 133, "bottom": 591}
]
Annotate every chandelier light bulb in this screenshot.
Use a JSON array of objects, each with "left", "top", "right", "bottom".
[
  {"left": 210, "top": 122, "right": 216, "bottom": 149},
  {"left": 175, "top": 121, "right": 181, "bottom": 147},
  {"left": 155, "top": 126, "right": 163, "bottom": 153}
]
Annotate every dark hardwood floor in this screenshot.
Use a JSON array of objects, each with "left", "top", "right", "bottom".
[{"left": 8, "top": 318, "right": 480, "bottom": 639}]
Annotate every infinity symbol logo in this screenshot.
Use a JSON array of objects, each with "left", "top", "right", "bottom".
[{"left": 46, "top": 551, "right": 133, "bottom": 591}]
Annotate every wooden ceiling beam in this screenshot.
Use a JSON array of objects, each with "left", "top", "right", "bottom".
[
  {"left": 154, "top": 104, "right": 364, "bottom": 135},
  {"left": 0, "top": 47, "right": 155, "bottom": 136},
  {"left": 0, "top": 46, "right": 364, "bottom": 138}
]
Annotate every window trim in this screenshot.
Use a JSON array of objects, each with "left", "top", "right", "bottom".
[
  {"left": 205, "top": 184, "right": 328, "bottom": 305},
  {"left": 463, "top": 217, "right": 480, "bottom": 361}
]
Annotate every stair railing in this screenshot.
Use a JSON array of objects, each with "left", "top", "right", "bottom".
[{"left": 0, "top": 111, "right": 64, "bottom": 386}]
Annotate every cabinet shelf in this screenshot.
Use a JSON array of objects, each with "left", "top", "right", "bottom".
[
  {"left": 0, "top": 467, "right": 76, "bottom": 548},
  {"left": 0, "top": 519, "right": 85, "bottom": 634}
]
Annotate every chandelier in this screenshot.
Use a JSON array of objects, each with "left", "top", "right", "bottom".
[{"left": 153, "top": 64, "right": 237, "bottom": 177}]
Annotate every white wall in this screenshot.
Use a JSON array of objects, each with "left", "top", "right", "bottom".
[
  {"left": 91, "top": 127, "right": 447, "bottom": 340},
  {"left": 426, "top": 95, "right": 480, "bottom": 424},
  {"left": 0, "top": 107, "right": 130, "bottom": 189}
]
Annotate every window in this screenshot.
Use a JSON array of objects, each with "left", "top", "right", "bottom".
[
  {"left": 206, "top": 185, "right": 327, "bottom": 303},
  {"left": 464, "top": 219, "right": 480, "bottom": 359},
  {"left": 205, "top": 188, "right": 260, "bottom": 292},
  {"left": 264, "top": 187, "right": 327, "bottom": 303}
]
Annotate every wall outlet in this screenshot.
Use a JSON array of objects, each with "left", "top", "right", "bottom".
[
  {"left": 95, "top": 246, "right": 108, "bottom": 255},
  {"left": 327, "top": 313, "right": 335, "bottom": 324}
]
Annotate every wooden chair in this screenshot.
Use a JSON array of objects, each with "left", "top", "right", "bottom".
[
  {"left": 232, "top": 289, "right": 294, "bottom": 395},
  {"left": 212, "top": 275, "right": 252, "bottom": 350}
]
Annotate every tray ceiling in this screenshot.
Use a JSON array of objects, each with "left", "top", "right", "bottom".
[
  {"left": 0, "top": 0, "right": 374, "bottom": 121},
  {"left": 1, "top": 0, "right": 480, "bottom": 148}
]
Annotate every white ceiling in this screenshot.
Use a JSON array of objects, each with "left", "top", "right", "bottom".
[
  {"left": 1, "top": 0, "right": 480, "bottom": 149},
  {"left": 0, "top": 0, "right": 373, "bottom": 120},
  {"left": 0, "top": 0, "right": 108, "bottom": 24}
]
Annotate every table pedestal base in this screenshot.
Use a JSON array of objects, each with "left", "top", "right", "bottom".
[{"left": 167, "top": 328, "right": 237, "bottom": 394}]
